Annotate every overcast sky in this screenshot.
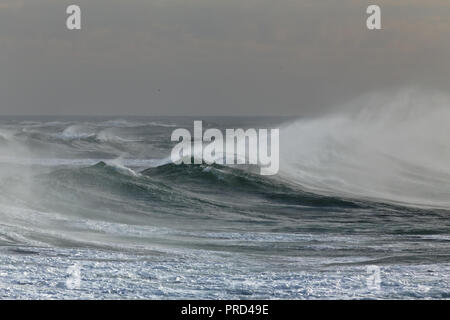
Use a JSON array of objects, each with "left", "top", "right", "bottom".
[{"left": 0, "top": 0, "right": 449, "bottom": 116}]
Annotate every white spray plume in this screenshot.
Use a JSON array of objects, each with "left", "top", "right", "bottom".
[{"left": 280, "top": 88, "right": 450, "bottom": 208}]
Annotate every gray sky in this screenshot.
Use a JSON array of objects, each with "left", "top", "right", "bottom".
[{"left": 0, "top": 0, "right": 449, "bottom": 116}]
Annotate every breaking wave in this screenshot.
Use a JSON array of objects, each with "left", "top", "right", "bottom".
[
  {"left": 280, "top": 89, "right": 450, "bottom": 208},
  {"left": 0, "top": 89, "right": 449, "bottom": 251}
]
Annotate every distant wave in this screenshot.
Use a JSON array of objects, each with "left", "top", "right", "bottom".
[
  {"left": 0, "top": 129, "right": 16, "bottom": 141},
  {"left": 148, "top": 121, "right": 177, "bottom": 128},
  {"left": 97, "top": 119, "right": 177, "bottom": 128},
  {"left": 61, "top": 124, "right": 96, "bottom": 140},
  {"left": 56, "top": 125, "right": 143, "bottom": 144}
]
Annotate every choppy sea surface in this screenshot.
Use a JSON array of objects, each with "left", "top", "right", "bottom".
[{"left": 0, "top": 111, "right": 449, "bottom": 299}]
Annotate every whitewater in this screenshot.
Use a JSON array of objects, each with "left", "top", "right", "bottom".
[{"left": 0, "top": 90, "right": 448, "bottom": 299}]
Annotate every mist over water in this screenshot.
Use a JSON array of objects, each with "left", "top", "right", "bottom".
[
  {"left": 0, "top": 90, "right": 448, "bottom": 299},
  {"left": 281, "top": 89, "right": 450, "bottom": 208}
]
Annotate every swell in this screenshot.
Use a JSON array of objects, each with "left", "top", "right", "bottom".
[
  {"left": 141, "top": 162, "right": 362, "bottom": 209},
  {"left": 0, "top": 159, "right": 448, "bottom": 252},
  {"left": 30, "top": 161, "right": 362, "bottom": 219},
  {"left": 0, "top": 160, "right": 361, "bottom": 249}
]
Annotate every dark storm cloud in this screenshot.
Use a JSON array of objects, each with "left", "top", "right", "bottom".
[{"left": 0, "top": 0, "right": 449, "bottom": 116}]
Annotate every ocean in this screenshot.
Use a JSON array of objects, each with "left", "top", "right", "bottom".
[{"left": 0, "top": 113, "right": 448, "bottom": 299}]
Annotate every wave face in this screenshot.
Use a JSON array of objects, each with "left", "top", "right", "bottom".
[{"left": 0, "top": 94, "right": 449, "bottom": 299}]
